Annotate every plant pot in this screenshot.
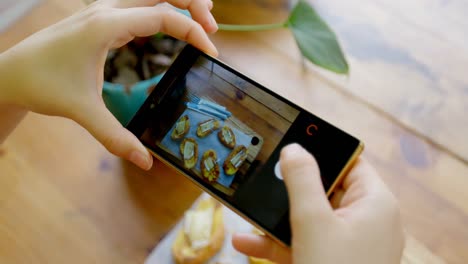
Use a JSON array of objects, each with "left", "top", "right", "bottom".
[
  {"left": 102, "top": 73, "right": 163, "bottom": 126},
  {"left": 102, "top": 35, "right": 185, "bottom": 125},
  {"left": 102, "top": 9, "right": 190, "bottom": 126}
]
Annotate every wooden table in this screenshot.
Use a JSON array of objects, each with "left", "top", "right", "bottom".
[{"left": 0, "top": 0, "right": 466, "bottom": 263}]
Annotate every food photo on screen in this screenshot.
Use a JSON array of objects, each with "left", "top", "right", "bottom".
[{"left": 139, "top": 56, "right": 300, "bottom": 199}]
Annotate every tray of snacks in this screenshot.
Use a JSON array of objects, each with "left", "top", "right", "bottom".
[
  {"left": 145, "top": 194, "right": 275, "bottom": 264},
  {"left": 160, "top": 101, "right": 263, "bottom": 196}
]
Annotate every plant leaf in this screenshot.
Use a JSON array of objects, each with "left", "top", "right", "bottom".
[{"left": 287, "top": 1, "right": 348, "bottom": 74}]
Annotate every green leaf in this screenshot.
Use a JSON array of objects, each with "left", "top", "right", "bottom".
[{"left": 287, "top": 1, "right": 349, "bottom": 74}]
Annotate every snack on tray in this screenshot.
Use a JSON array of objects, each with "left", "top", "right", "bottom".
[
  {"left": 171, "top": 115, "right": 190, "bottom": 140},
  {"left": 223, "top": 145, "right": 248, "bottom": 175},
  {"left": 250, "top": 257, "right": 275, "bottom": 264},
  {"left": 218, "top": 126, "right": 236, "bottom": 149},
  {"left": 248, "top": 229, "right": 276, "bottom": 264},
  {"left": 180, "top": 138, "right": 198, "bottom": 169},
  {"left": 200, "top": 150, "right": 220, "bottom": 183},
  {"left": 196, "top": 118, "right": 220, "bottom": 138},
  {"left": 172, "top": 198, "right": 225, "bottom": 264}
]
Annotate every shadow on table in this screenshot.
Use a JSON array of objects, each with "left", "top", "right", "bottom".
[{"left": 120, "top": 158, "right": 202, "bottom": 242}]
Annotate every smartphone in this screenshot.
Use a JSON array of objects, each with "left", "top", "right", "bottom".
[{"left": 126, "top": 44, "right": 363, "bottom": 247}]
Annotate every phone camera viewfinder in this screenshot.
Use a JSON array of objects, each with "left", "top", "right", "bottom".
[{"left": 251, "top": 136, "right": 260, "bottom": 146}]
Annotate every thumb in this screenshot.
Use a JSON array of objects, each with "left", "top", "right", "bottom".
[
  {"left": 74, "top": 102, "right": 153, "bottom": 170},
  {"left": 280, "top": 144, "right": 333, "bottom": 225}
]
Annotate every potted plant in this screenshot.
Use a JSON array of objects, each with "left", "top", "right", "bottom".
[
  {"left": 216, "top": 0, "right": 348, "bottom": 74},
  {"left": 100, "top": 0, "right": 347, "bottom": 125},
  {"left": 102, "top": 34, "right": 186, "bottom": 125}
]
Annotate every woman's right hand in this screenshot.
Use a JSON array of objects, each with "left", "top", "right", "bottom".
[
  {"left": 233, "top": 143, "right": 405, "bottom": 264},
  {"left": 0, "top": 0, "right": 218, "bottom": 170}
]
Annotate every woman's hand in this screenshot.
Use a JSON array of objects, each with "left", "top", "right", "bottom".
[
  {"left": 232, "top": 144, "right": 405, "bottom": 264},
  {"left": 0, "top": 0, "right": 217, "bottom": 170}
]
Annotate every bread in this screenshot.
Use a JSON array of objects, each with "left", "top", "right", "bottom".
[
  {"left": 200, "top": 149, "right": 220, "bottom": 183},
  {"left": 218, "top": 126, "right": 236, "bottom": 149},
  {"left": 172, "top": 115, "right": 190, "bottom": 140},
  {"left": 250, "top": 256, "right": 276, "bottom": 264},
  {"left": 196, "top": 118, "right": 220, "bottom": 138},
  {"left": 223, "top": 145, "right": 247, "bottom": 175},
  {"left": 172, "top": 198, "right": 225, "bottom": 264},
  {"left": 179, "top": 138, "right": 198, "bottom": 169},
  {"left": 247, "top": 229, "right": 276, "bottom": 264}
]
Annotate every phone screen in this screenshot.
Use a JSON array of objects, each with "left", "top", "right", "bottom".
[{"left": 127, "top": 45, "right": 362, "bottom": 245}]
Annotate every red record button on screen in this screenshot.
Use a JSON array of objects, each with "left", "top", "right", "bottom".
[{"left": 306, "top": 124, "right": 318, "bottom": 136}]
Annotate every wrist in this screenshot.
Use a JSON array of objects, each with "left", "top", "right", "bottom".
[{"left": 0, "top": 50, "right": 21, "bottom": 106}]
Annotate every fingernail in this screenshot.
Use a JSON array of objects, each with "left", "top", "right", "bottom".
[
  {"left": 210, "top": 14, "right": 218, "bottom": 31},
  {"left": 129, "top": 151, "right": 150, "bottom": 170},
  {"left": 233, "top": 233, "right": 250, "bottom": 239},
  {"left": 281, "top": 143, "right": 304, "bottom": 158}
]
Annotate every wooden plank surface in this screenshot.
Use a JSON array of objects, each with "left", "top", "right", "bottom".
[
  {"left": 214, "top": 0, "right": 468, "bottom": 162},
  {"left": 0, "top": 0, "right": 467, "bottom": 263},
  {"left": 0, "top": 114, "right": 202, "bottom": 263},
  {"left": 313, "top": 0, "right": 468, "bottom": 162}
]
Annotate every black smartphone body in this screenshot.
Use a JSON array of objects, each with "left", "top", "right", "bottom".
[{"left": 126, "top": 44, "right": 363, "bottom": 247}]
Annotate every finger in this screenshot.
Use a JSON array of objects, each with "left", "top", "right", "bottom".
[
  {"left": 342, "top": 157, "right": 383, "bottom": 193},
  {"left": 232, "top": 233, "right": 291, "bottom": 264},
  {"left": 102, "top": 0, "right": 161, "bottom": 8},
  {"left": 280, "top": 144, "right": 333, "bottom": 223},
  {"left": 74, "top": 102, "right": 153, "bottom": 170},
  {"left": 330, "top": 187, "right": 345, "bottom": 209},
  {"left": 113, "top": 0, "right": 161, "bottom": 8},
  {"left": 335, "top": 157, "right": 393, "bottom": 213},
  {"left": 104, "top": 0, "right": 217, "bottom": 33},
  {"left": 161, "top": 0, "right": 217, "bottom": 33},
  {"left": 112, "top": 6, "right": 217, "bottom": 56}
]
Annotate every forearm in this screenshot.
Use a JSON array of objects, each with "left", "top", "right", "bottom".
[{"left": 0, "top": 52, "right": 28, "bottom": 144}]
